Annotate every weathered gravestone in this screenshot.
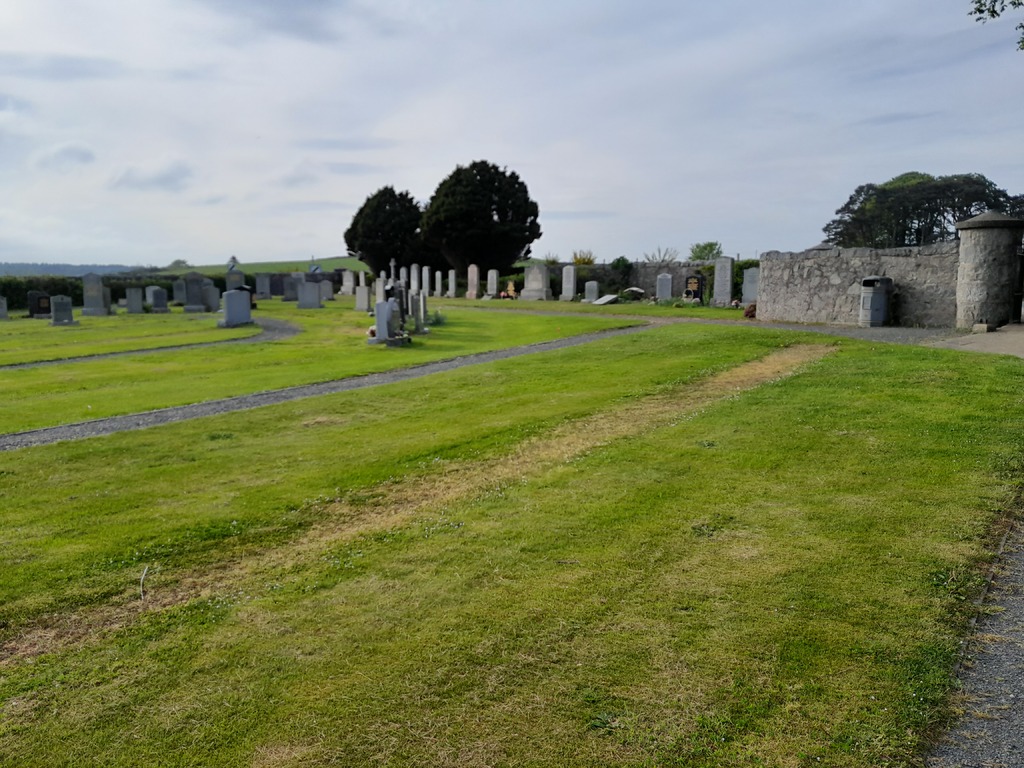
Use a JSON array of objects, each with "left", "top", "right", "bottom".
[
  {"left": 27, "top": 290, "right": 51, "bottom": 318},
  {"left": 486, "top": 269, "right": 499, "bottom": 298},
  {"left": 269, "top": 274, "right": 285, "bottom": 297},
  {"left": 358, "top": 271, "right": 367, "bottom": 288},
  {"left": 183, "top": 272, "right": 206, "bottom": 312},
  {"left": 741, "top": 267, "right": 759, "bottom": 305},
  {"left": 399, "top": 266, "right": 409, "bottom": 287},
  {"left": 203, "top": 284, "right": 221, "bottom": 313},
  {"left": 375, "top": 276, "right": 386, "bottom": 305},
  {"left": 421, "top": 266, "right": 431, "bottom": 298},
  {"left": 172, "top": 278, "right": 187, "bottom": 305},
  {"left": 319, "top": 280, "right": 335, "bottom": 302},
  {"left": 218, "top": 289, "right": 253, "bottom": 327},
  {"left": 656, "top": 273, "right": 673, "bottom": 302},
  {"left": 340, "top": 270, "right": 355, "bottom": 296},
  {"left": 297, "top": 281, "right": 322, "bottom": 309},
  {"left": 126, "top": 287, "right": 144, "bottom": 314},
  {"left": 82, "top": 273, "right": 110, "bottom": 316},
  {"left": 434, "top": 270, "right": 443, "bottom": 297},
  {"left": 255, "top": 274, "right": 272, "bottom": 299},
  {"left": 466, "top": 265, "right": 480, "bottom": 300},
  {"left": 144, "top": 285, "right": 160, "bottom": 305},
  {"left": 712, "top": 256, "right": 734, "bottom": 307},
  {"left": 410, "top": 265, "right": 421, "bottom": 293},
  {"left": 520, "top": 264, "right": 552, "bottom": 301},
  {"left": 583, "top": 281, "right": 599, "bottom": 303},
  {"left": 593, "top": 294, "right": 619, "bottom": 306},
  {"left": 150, "top": 287, "right": 169, "bottom": 313},
  {"left": 447, "top": 269, "right": 456, "bottom": 298},
  {"left": 225, "top": 270, "right": 245, "bottom": 292},
  {"left": 0, "top": 297, "right": 7, "bottom": 320},
  {"left": 355, "top": 284, "right": 372, "bottom": 312},
  {"left": 560, "top": 265, "right": 576, "bottom": 301},
  {"left": 282, "top": 276, "right": 300, "bottom": 302},
  {"left": 50, "top": 295, "right": 78, "bottom": 326}
]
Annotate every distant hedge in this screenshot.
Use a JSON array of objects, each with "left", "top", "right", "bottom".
[{"left": 0, "top": 276, "right": 177, "bottom": 312}]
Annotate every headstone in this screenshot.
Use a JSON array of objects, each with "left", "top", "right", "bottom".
[
  {"left": 319, "top": 280, "right": 335, "bottom": 302},
  {"left": 409, "top": 264, "right": 420, "bottom": 293},
  {"left": 368, "top": 300, "right": 391, "bottom": 344},
  {"left": 447, "top": 270, "right": 457, "bottom": 298},
  {"left": 103, "top": 287, "right": 113, "bottom": 314},
  {"left": 399, "top": 266, "right": 409, "bottom": 287},
  {"left": 358, "top": 271, "right": 367, "bottom": 288},
  {"left": 282, "top": 276, "right": 299, "bottom": 302},
  {"left": 583, "top": 281, "right": 599, "bottom": 303},
  {"left": 593, "top": 294, "right": 619, "bottom": 305},
  {"left": 82, "top": 273, "right": 109, "bottom": 316},
  {"left": 375, "top": 278, "right": 386, "bottom": 305},
  {"left": 269, "top": 274, "right": 285, "bottom": 296},
  {"left": 520, "top": 265, "right": 552, "bottom": 301},
  {"left": 50, "top": 295, "right": 77, "bottom": 326},
  {"left": 712, "top": 256, "right": 734, "bottom": 307},
  {"left": 656, "top": 273, "right": 673, "bottom": 302},
  {"left": 27, "top": 290, "right": 51, "bottom": 318},
  {"left": 340, "top": 270, "right": 355, "bottom": 296},
  {"left": 684, "top": 275, "right": 705, "bottom": 301},
  {"left": 420, "top": 266, "right": 430, "bottom": 297},
  {"left": 126, "top": 287, "right": 145, "bottom": 314},
  {"left": 150, "top": 287, "right": 169, "bottom": 313},
  {"left": 434, "top": 270, "right": 443, "bottom": 297},
  {"left": 203, "top": 284, "right": 221, "bottom": 313},
  {"left": 560, "top": 265, "right": 576, "bottom": 302},
  {"left": 172, "top": 279, "right": 186, "bottom": 305},
  {"left": 225, "top": 271, "right": 244, "bottom": 291},
  {"left": 219, "top": 290, "right": 253, "bottom": 327},
  {"left": 0, "top": 296, "right": 7, "bottom": 320},
  {"left": 389, "top": 259, "right": 397, "bottom": 280},
  {"left": 144, "top": 285, "right": 160, "bottom": 305},
  {"left": 183, "top": 272, "right": 206, "bottom": 312},
  {"left": 466, "top": 264, "right": 480, "bottom": 300},
  {"left": 255, "top": 274, "right": 272, "bottom": 299},
  {"left": 486, "top": 269, "right": 499, "bottom": 298},
  {"left": 297, "top": 281, "right": 322, "bottom": 309},
  {"left": 355, "top": 284, "right": 372, "bottom": 312},
  {"left": 741, "top": 267, "right": 759, "bottom": 304}
]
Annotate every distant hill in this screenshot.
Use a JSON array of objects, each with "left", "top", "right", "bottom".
[
  {"left": 0, "top": 263, "right": 136, "bottom": 277},
  {"left": 151, "top": 255, "right": 369, "bottom": 277}
]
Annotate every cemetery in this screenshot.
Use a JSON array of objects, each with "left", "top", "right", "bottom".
[{"left": 0, "top": 254, "right": 1023, "bottom": 766}]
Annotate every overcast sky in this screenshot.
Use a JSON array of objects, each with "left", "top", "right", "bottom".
[{"left": 1, "top": 1, "right": 1021, "bottom": 267}]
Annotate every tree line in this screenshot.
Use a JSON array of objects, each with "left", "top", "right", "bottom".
[
  {"left": 823, "top": 171, "right": 1024, "bottom": 249},
  {"left": 345, "top": 160, "right": 541, "bottom": 276}
]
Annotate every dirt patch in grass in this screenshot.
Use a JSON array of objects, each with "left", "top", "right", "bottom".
[{"left": 0, "top": 344, "right": 833, "bottom": 666}]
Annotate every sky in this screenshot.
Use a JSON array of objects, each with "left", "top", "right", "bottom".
[{"left": 1, "top": 1, "right": 1022, "bottom": 267}]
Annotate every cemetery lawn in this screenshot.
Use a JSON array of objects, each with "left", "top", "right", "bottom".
[
  {"left": 0, "top": 300, "right": 634, "bottom": 433},
  {"left": 1, "top": 321, "right": 1022, "bottom": 766},
  {"left": 0, "top": 312, "right": 261, "bottom": 366}
]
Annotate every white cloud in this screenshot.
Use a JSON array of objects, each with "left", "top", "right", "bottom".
[{"left": 0, "top": 0, "right": 1021, "bottom": 265}]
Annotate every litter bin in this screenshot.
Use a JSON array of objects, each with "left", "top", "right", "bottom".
[{"left": 859, "top": 276, "right": 893, "bottom": 328}]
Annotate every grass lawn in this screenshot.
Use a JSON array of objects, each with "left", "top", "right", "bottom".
[
  {"left": 0, "top": 317, "right": 1022, "bottom": 766},
  {"left": 0, "top": 299, "right": 636, "bottom": 433}
]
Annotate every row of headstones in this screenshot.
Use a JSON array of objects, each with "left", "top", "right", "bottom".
[
  {"left": 367, "top": 281, "right": 433, "bottom": 345},
  {"left": 0, "top": 293, "right": 79, "bottom": 326},
  {"left": 652, "top": 263, "right": 760, "bottom": 305}
]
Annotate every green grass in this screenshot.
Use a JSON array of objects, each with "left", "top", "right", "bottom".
[
  {"left": 0, "top": 312, "right": 260, "bottom": 366},
  {"left": 0, "top": 298, "right": 635, "bottom": 433},
  {"left": 0, "top": 320, "right": 1021, "bottom": 766}
]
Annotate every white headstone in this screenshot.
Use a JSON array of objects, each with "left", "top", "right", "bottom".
[
  {"left": 466, "top": 265, "right": 480, "bottom": 300},
  {"left": 447, "top": 270, "right": 457, "bottom": 298},
  {"left": 656, "top": 273, "right": 673, "bottom": 302},
  {"left": 486, "top": 269, "right": 499, "bottom": 298},
  {"left": 560, "top": 265, "right": 576, "bottom": 302},
  {"left": 520, "top": 265, "right": 552, "bottom": 301},
  {"left": 583, "top": 281, "right": 599, "bottom": 303}
]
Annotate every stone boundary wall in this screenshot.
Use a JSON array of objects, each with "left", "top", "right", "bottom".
[
  {"left": 628, "top": 261, "right": 713, "bottom": 297},
  {"left": 758, "top": 243, "right": 959, "bottom": 327}
]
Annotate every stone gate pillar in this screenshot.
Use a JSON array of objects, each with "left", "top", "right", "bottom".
[{"left": 955, "top": 211, "right": 1024, "bottom": 329}]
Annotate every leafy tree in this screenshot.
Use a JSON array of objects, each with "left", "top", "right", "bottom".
[
  {"left": 824, "top": 172, "right": 1012, "bottom": 248},
  {"left": 970, "top": 0, "right": 1024, "bottom": 49},
  {"left": 166, "top": 258, "right": 190, "bottom": 270},
  {"left": 607, "top": 255, "right": 633, "bottom": 292},
  {"left": 420, "top": 160, "right": 541, "bottom": 273},
  {"left": 344, "top": 186, "right": 428, "bottom": 275},
  {"left": 571, "top": 249, "right": 596, "bottom": 265},
  {"left": 689, "top": 242, "right": 724, "bottom": 261}
]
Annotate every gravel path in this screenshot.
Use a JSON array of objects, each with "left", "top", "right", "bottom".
[{"left": 927, "top": 527, "right": 1024, "bottom": 767}]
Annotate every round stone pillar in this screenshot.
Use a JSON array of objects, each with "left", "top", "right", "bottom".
[{"left": 955, "top": 211, "right": 1024, "bottom": 329}]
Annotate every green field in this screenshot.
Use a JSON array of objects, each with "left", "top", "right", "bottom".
[
  {"left": 0, "top": 304, "right": 1020, "bottom": 767},
  {"left": 154, "top": 256, "right": 369, "bottom": 277}
]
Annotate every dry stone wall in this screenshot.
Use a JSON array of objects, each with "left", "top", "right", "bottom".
[{"left": 758, "top": 243, "right": 959, "bottom": 327}]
